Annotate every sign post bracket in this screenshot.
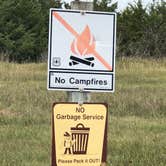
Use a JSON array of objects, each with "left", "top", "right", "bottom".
[{"left": 68, "top": 87, "right": 90, "bottom": 105}]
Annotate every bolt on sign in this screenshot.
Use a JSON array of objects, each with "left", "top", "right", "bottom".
[
  {"left": 52, "top": 103, "right": 108, "bottom": 166},
  {"left": 48, "top": 9, "right": 117, "bottom": 92}
]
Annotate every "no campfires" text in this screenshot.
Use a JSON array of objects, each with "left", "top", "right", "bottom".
[{"left": 55, "top": 77, "right": 108, "bottom": 86}]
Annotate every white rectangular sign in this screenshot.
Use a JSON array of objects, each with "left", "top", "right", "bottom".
[
  {"left": 48, "top": 9, "right": 116, "bottom": 92},
  {"left": 48, "top": 71, "right": 114, "bottom": 92}
]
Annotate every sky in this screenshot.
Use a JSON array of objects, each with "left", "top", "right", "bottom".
[
  {"left": 65, "top": 0, "right": 162, "bottom": 11},
  {"left": 111, "top": 0, "right": 161, "bottom": 11}
]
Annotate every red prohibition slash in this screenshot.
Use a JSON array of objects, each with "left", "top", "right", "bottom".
[{"left": 52, "top": 11, "right": 112, "bottom": 71}]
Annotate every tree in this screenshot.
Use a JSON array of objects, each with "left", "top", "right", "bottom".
[
  {"left": 93, "top": 0, "right": 118, "bottom": 12},
  {"left": 117, "top": 0, "right": 166, "bottom": 57},
  {"left": 0, "top": 0, "right": 62, "bottom": 62},
  {"left": 143, "top": 0, "right": 166, "bottom": 57},
  {"left": 0, "top": 0, "right": 165, "bottom": 61},
  {"left": 117, "top": 0, "right": 148, "bottom": 56}
]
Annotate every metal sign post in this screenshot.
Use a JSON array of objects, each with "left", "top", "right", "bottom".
[
  {"left": 68, "top": 0, "right": 94, "bottom": 103},
  {"left": 70, "top": 3, "right": 107, "bottom": 166}
]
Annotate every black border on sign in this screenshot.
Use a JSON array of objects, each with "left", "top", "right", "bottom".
[
  {"left": 49, "top": 9, "right": 116, "bottom": 73},
  {"left": 51, "top": 102, "right": 108, "bottom": 166},
  {"left": 48, "top": 71, "right": 114, "bottom": 92}
]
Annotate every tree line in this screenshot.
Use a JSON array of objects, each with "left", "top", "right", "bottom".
[{"left": 0, "top": 0, "right": 165, "bottom": 62}]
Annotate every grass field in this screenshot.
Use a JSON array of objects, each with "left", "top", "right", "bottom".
[{"left": 0, "top": 57, "right": 166, "bottom": 166}]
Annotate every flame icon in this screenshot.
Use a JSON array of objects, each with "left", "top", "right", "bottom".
[{"left": 71, "top": 25, "right": 95, "bottom": 56}]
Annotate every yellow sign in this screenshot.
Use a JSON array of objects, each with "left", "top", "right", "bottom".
[{"left": 52, "top": 103, "right": 108, "bottom": 166}]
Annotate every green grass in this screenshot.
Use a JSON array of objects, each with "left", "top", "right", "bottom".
[{"left": 0, "top": 57, "right": 166, "bottom": 165}]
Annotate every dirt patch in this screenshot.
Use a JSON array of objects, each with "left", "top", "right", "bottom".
[{"left": 0, "top": 109, "right": 17, "bottom": 117}]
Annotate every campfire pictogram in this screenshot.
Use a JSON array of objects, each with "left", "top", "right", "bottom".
[{"left": 69, "top": 25, "right": 95, "bottom": 67}]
